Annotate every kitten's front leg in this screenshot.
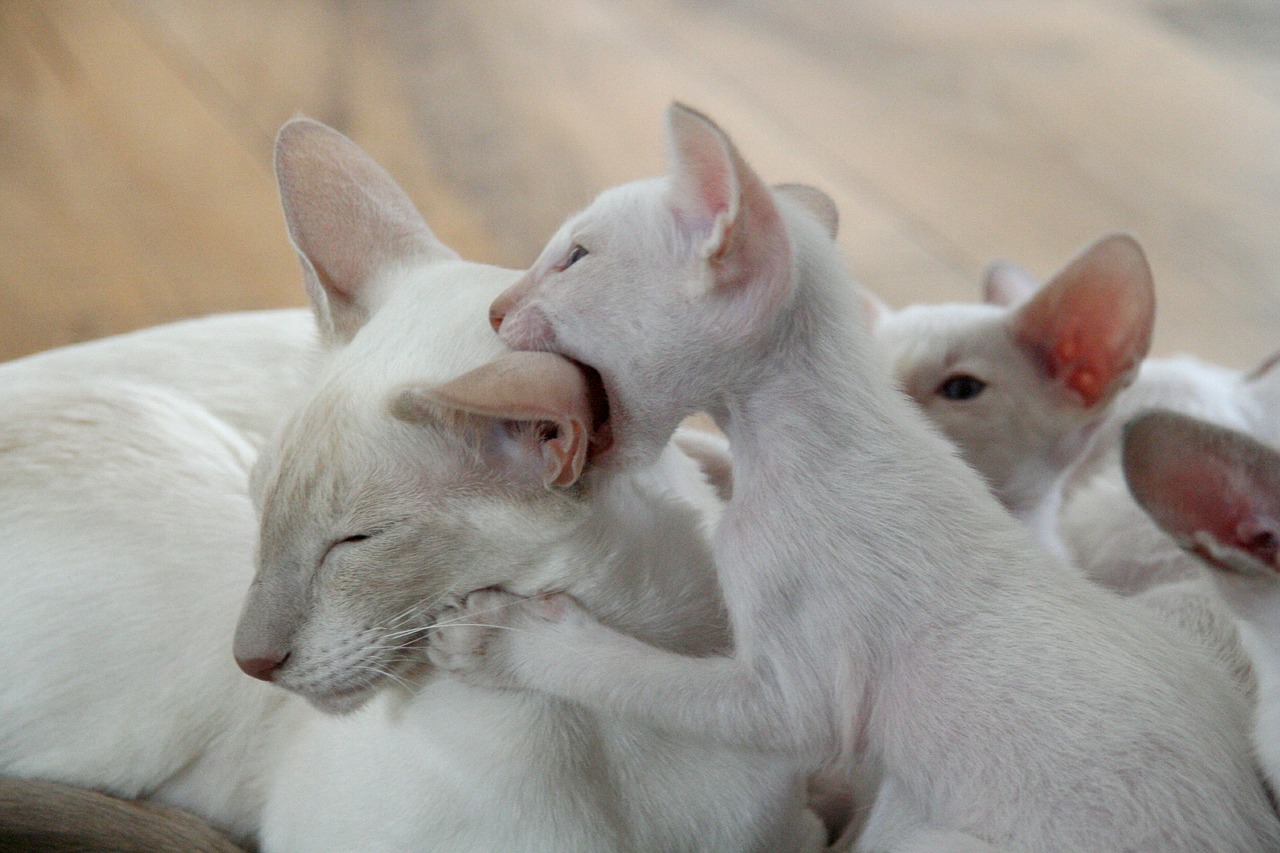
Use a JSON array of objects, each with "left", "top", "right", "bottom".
[{"left": 428, "top": 589, "right": 819, "bottom": 756}]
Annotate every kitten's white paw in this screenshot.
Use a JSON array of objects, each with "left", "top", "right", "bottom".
[
  {"left": 427, "top": 589, "right": 591, "bottom": 690},
  {"left": 426, "top": 589, "right": 531, "bottom": 688}
]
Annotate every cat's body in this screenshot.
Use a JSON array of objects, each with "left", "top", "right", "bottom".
[
  {"left": 0, "top": 309, "right": 316, "bottom": 842},
  {"left": 429, "top": 104, "right": 1280, "bottom": 851},
  {"left": 0, "top": 119, "right": 821, "bottom": 852}
]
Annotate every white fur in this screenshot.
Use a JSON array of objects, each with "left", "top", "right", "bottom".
[
  {"left": 0, "top": 310, "right": 316, "bottom": 843},
  {"left": 429, "top": 104, "right": 1280, "bottom": 851}
]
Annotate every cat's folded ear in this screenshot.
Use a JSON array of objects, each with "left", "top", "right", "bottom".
[
  {"left": 1124, "top": 410, "right": 1280, "bottom": 578},
  {"left": 1009, "top": 233, "right": 1154, "bottom": 409},
  {"left": 393, "top": 352, "right": 598, "bottom": 488},
  {"left": 663, "top": 103, "right": 793, "bottom": 328},
  {"left": 274, "top": 117, "right": 459, "bottom": 346}
]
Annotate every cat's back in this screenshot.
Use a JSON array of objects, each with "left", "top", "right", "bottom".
[
  {"left": 0, "top": 309, "right": 316, "bottom": 837},
  {"left": 878, "top": 560, "right": 1277, "bottom": 851}
]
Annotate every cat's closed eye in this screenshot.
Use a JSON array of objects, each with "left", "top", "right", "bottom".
[{"left": 937, "top": 374, "right": 987, "bottom": 401}]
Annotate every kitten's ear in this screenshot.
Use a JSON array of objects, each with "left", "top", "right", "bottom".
[
  {"left": 394, "top": 352, "right": 596, "bottom": 488},
  {"left": 274, "top": 117, "right": 459, "bottom": 346},
  {"left": 1010, "top": 233, "right": 1154, "bottom": 409},
  {"left": 982, "top": 260, "right": 1039, "bottom": 307},
  {"left": 664, "top": 103, "right": 792, "bottom": 321},
  {"left": 1124, "top": 410, "right": 1280, "bottom": 576},
  {"left": 773, "top": 183, "right": 838, "bottom": 239}
]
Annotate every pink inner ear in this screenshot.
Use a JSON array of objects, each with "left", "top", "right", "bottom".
[
  {"left": 427, "top": 352, "right": 594, "bottom": 487},
  {"left": 1125, "top": 413, "right": 1280, "bottom": 571},
  {"left": 664, "top": 103, "right": 793, "bottom": 324},
  {"left": 1139, "top": 452, "right": 1247, "bottom": 546},
  {"left": 666, "top": 105, "right": 739, "bottom": 251},
  {"left": 1013, "top": 234, "right": 1154, "bottom": 409}
]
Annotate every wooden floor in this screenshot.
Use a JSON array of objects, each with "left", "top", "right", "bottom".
[{"left": 3, "top": 0, "right": 1280, "bottom": 368}]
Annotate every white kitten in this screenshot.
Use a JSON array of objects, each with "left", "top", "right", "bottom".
[
  {"left": 428, "top": 103, "right": 1280, "bottom": 851},
  {"left": 873, "top": 234, "right": 1154, "bottom": 552},
  {"left": 1123, "top": 409, "right": 1280, "bottom": 792}
]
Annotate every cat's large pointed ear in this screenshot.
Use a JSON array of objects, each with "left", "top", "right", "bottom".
[
  {"left": 274, "top": 118, "right": 459, "bottom": 346},
  {"left": 664, "top": 104, "right": 792, "bottom": 320},
  {"left": 982, "top": 260, "right": 1039, "bottom": 307},
  {"left": 393, "top": 352, "right": 598, "bottom": 488},
  {"left": 1124, "top": 410, "right": 1280, "bottom": 577},
  {"left": 1009, "top": 233, "right": 1154, "bottom": 409}
]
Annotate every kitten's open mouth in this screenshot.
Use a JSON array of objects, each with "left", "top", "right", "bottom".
[{"left": 571, "top": 358, "right": 614, "bottom": 460}]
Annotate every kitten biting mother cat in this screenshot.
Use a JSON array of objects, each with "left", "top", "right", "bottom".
[
  {"left": 0, "top": 118, "right": 821, "bottom": 851},
  {"left": 428, "top": 103, "right": 1280, "bottom": 851}
]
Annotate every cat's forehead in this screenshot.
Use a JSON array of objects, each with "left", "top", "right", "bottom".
[
  {"left": 565, "top": 178, "right": 670, "bottom": 242},
  {"left": 876, "top": 302, "right": 1006, "bottom": 368},
  {"left": 336, "top": 260, "right": 516, "bottom": 387}
]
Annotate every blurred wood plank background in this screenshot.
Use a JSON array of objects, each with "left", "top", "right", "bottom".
[{"left": 2, "top": 0, "right": 1279, "bottom": 368}]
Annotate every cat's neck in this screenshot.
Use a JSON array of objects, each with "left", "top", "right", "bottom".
[{"left": 713, "top": 256, "right": 1038, "bottom": 633}]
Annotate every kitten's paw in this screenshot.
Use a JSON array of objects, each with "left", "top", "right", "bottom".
[{"left": 426, "top": 589, "right": 527, "bottom": 688}]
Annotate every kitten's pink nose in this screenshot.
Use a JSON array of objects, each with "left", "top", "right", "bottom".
[{"left": 236, "top": 651, "right": 289, "bottom": 682}]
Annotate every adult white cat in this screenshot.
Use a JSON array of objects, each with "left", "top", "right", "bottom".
[
  {"left": 0, "top": 118, "right": 821, "bottom": 852},
  {"left": 428, "top": 103, "right": 1280, "bottom": 851},
  {"left": 1124, "top": 409, "right": 1280, "bottom": 793}
]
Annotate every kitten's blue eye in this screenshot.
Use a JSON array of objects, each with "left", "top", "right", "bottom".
[
  {"left": 564, "top": 244, "right": 588, "bottom": 268},
  {"left": 938, "top": 374, "right": 986, "bottom": 401}
]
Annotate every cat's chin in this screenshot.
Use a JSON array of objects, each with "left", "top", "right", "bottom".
[
  {"left": 303, "top": 660, "right": 434, "bottom": 716},
  {"left": 303, "top": 682, "right": 381, "bottom": 716}
]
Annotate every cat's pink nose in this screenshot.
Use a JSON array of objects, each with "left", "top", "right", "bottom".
[
  {"left": 236, "top": 651, "right": 289, "bottom": 682},
  {"left": 489, "top": 305, "right": 505, "bottom": 333}
]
